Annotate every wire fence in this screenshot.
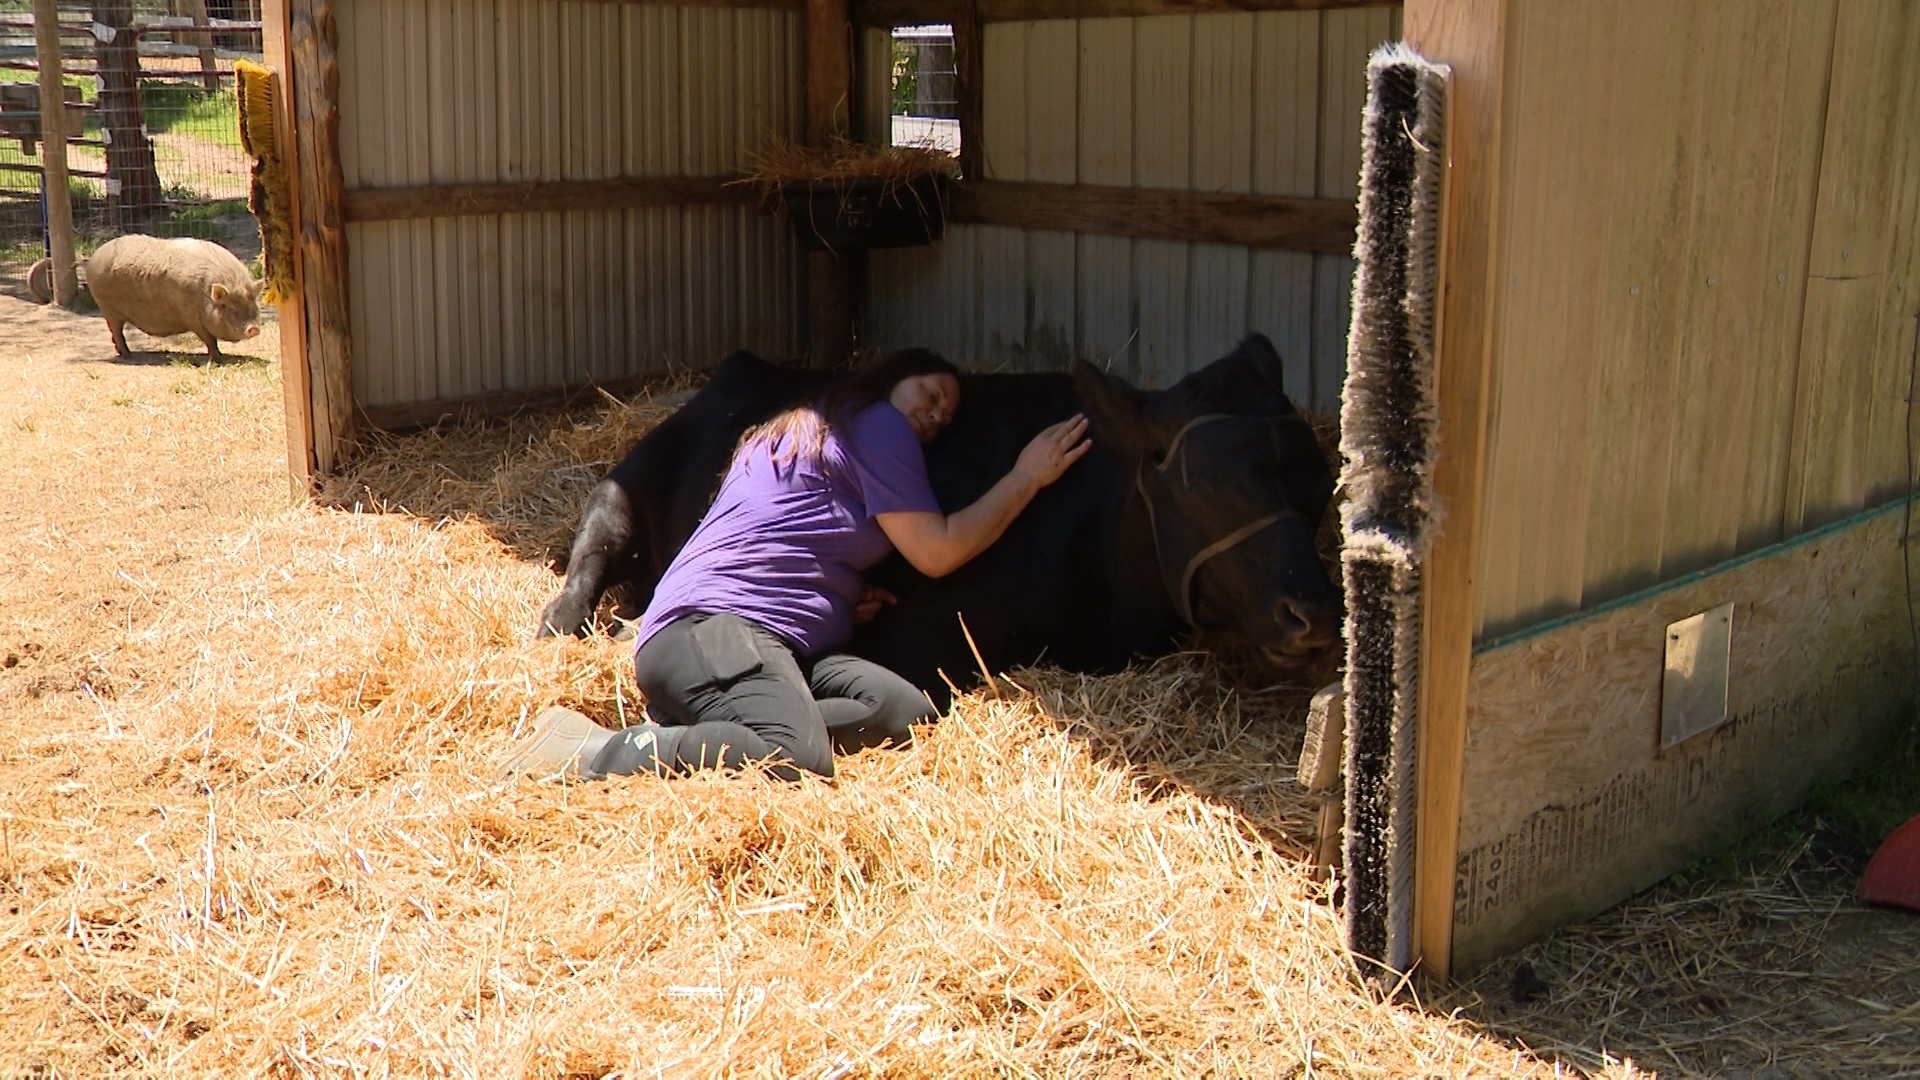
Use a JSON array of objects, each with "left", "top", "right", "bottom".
[{"left": 0, "top": 1, "right": 261, "bottom": 268}]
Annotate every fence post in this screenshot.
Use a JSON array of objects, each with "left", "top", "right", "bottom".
[
  {"left": 33, "top": 0, "right": 78, "bottom": 305},
  {"left": 93, "top": 0, "right": 164, "bottom": 227},
  {"left": 805, "top": 0, "right": 855, "bottom": 367}
]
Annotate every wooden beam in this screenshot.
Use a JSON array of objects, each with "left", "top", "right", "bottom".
[
  {"left": 342, "top": 175, "right": 760, "bottom": 224},
  {"left": 950, "top": 180, "right": 1358, "bottom": 255},
  {"left": 807, "top": 0, "right": 856, "bottom": 367},
  {"left": 31, "top": 0, "right": 77, "bottom": 306},
  {"left": 567, "top": 0, "right": 804, "bottom": 9},
  {"left": 952, "top": 0, "right": 982, "bottom": 180},
  {"left": 1402, "top": 0, "right": 1507, "bottom": 984},
  {"left": 289, "top": 0, "right": 353, "bottom": 475},
  {"left": 261, "top": 0, "right": 314, "bottom": 496},
  {"left": 856, "top": 0, "right": 1379, "bottom": 28}
]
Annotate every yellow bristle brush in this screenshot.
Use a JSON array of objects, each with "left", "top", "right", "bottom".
[{"left": 234, "top": 59, "right": 296, "bottom": 305}]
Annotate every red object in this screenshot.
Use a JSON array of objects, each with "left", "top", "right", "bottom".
[{"left": 1859, "top": 814, "right": 1920, "bottom": 910}]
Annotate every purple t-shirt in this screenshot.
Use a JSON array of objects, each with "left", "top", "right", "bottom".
[{"left": 635, "top": 401, "right": 942, "bottom": 656}]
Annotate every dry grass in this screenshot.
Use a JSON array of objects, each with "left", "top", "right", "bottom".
[
  {"left": 10, "top": 286, "right": 1895, "bottom": 1077},
  {"left": 743, "top": 135, "right": 958, "bottom": 194}
]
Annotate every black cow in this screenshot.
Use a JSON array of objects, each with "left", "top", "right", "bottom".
[{"left": 538, "top": 334, "right": 1341, "bottom": 702}]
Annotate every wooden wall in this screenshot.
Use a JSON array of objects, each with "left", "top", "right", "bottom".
[
  {"left": 1469, "top": 0, "right": 1920, "bottom": 640},
  {"left": 861, "top": 6, "right": 1398, "bottom": 408},
  {"left": 332, "top": 0, "right": 808, "bottom": 411},
  {"left": 1410, "top": 0, "right": 1920, "bottom": 978}
]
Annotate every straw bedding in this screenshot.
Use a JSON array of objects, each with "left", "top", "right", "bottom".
[{"left": 1, "top": 294, "right": 1843, "bottom": 1077}]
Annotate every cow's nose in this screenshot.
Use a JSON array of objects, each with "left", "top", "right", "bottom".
[
  {"left": 1275, "top": 595, "right": 1342, "bottom": 646},
  {"left": 1274, "top": 596, "right": 1314, "bottom": 639}
]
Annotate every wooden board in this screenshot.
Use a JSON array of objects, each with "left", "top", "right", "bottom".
[
  {"left": 1787, "top": 0, "right": 1920, "bottom": 531},
  {"left": 1451, "top": 499, "right": 1914, "bottom": 974},
  {"left": 950, "top": 180, "right": 1358, "bottom": 253},
  {"left": 1466, "top": 0, "right": 1837, "bottom": 639},
  {"left": 1402, "top": 0, "right": 1505, "bottom": 983},
  {"left": 262, "top": 0, "right": 314, "bottom": 494},
  {"left": 856, "top": 0, "right": 1379, "bottom": 28},
  {"left": 290, "top": 0, "right": 354, "bottom": 473}
]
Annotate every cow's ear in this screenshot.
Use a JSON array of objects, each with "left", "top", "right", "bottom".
[
  {"left": 1070, "top": 358, "right": 1167, "bottom": 453},
  {"left": 1171, "top": 333, "right": 1298, "bottom": 414}
]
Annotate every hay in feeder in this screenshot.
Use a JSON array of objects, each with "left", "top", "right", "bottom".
[{"left": 743, "top": 134, "right": 959, "bottom": 195}]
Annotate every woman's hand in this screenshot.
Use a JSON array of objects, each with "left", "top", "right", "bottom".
[
  {"left": 1013, "top": 414, "right": 1093, "bottom": 488},
  {"left": 854, "top": 583, "right": 897, "bottom": 625}
]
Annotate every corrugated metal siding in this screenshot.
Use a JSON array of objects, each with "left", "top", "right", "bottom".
[
  {"left": 864, "top": 6, "right": 1398, "bottom": 409},
  {"left": 335, "top": 0, "right": 805, "bottom": 409}
]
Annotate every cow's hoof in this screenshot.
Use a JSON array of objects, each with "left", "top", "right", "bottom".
[{"left": 535, "top": 600, "right": 587, "bottom": 639}]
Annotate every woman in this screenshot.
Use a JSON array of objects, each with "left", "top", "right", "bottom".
[{"left": 502, "top": 348, "right": 1091, "bottom": 783}]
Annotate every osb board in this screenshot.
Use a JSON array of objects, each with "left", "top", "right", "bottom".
[
  {"left": 1450, "top": 499, "right": 1913, "bottom": 975},
  {"left": 1468, "top": 0, "right": 1842, "bottom": 639}
]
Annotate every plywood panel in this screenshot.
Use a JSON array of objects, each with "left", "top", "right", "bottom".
[{"left": 1453, "top": 502, "right": 1913, "bottom": 973}]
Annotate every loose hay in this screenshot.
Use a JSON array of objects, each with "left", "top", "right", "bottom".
[{"left": 0, "top": 297, "right": 1667, "bottom": 1076}]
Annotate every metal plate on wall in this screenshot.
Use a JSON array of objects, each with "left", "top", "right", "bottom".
[{"left": 1661, "top": 603, "right": 1735, "bottom": 750}]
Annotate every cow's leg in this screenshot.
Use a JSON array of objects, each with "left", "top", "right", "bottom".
[{"left": 537, "top": 479, "right": 637, "bottom": 638}]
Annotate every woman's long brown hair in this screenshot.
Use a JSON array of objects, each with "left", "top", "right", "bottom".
[{"left": 738, "top": 348, "right": 959, "bottom": 468}]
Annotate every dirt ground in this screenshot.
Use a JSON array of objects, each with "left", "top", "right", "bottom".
[{"left": 0, "top": 267, "right": 1916, "bottom": 1077}]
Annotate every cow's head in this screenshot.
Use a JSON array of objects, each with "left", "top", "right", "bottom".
[{"left": 1071, "top": 335, "right": 1342, "bottom": 665}]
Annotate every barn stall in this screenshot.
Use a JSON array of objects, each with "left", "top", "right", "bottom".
[
  {"left": 252, "top": 0, "right": 1919, "bottom": 989},
  {"left": 255, "top": 0, "right": 1398, "bottom": 481}
]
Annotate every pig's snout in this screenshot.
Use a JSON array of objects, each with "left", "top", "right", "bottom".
[{"left": 244, "top": 323, "right": 260, "bottom": 338}]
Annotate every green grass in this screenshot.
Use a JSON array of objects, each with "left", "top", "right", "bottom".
[{"left": 141, "top": 84, "right": 241, "bottom": 151}]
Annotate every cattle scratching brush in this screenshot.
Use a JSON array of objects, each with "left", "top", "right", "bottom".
[
  {"left": 234, "top": 59, "right": 296, "bottom": 305},
  {"left": 1338, "top": 44, "right": 1449, "bottom": 982}
]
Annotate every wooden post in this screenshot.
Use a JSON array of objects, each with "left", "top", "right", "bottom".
[
  {"left": 806, "top": 0, "right": 855, "bottom": 366},
  {"left": 1401, "top": 0, "right": 1507, "bottom": 983},
  {"left": 952, "top": 0, "right": 982, "bottom": 181},
  {"left": 181, "top": 0, "right": 221, "bottom": 93},
  {"left": 261, "top": 0, "right": 315, "bottom": 495},
  {"left": 93, "top": 0, "right": 164, "bottom": 227},
  {"left": 289, "top": 0, "right": 354, "bottom": 474},
  {"left": 32, "top": 0, "right": 78, "bottom": 306}
]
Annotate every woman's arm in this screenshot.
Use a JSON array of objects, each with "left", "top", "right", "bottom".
[{"left": 876, "top": 414, "right": 1091, "bottom": 578}]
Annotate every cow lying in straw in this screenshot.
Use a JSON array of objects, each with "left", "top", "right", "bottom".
[{"left": 537, "top": 334, "right": 1341, "bottom": 705}]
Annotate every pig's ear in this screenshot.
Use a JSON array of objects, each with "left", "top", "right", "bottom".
[
  {"left": 251, "top": 279, "right": 266, "bottom": 299},
  {"left": 210, "top": 283, "right": 230, "bottom": 302}
]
